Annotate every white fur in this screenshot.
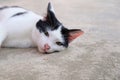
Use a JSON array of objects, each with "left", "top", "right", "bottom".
[{"left": 0, "top": 7, "right": 66, "bottom": 53}]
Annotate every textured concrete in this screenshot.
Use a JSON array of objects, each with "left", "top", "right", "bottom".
[{"left": 0, "top": 0, "right": 120, "bottom": 80}]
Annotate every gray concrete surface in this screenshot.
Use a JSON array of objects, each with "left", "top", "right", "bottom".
[{"left": 0, "top": 0, "right": 120, "bottom": 80}]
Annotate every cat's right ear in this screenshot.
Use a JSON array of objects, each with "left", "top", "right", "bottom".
[
  {"left": 47, "top": 2, "right": 55, "bottom": 14},
  {"left": 46, "top": 2, "right": 60, "bottom": 27}
]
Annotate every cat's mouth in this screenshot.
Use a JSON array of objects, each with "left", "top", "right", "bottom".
[
  {"left": 39, "top": 48, "right": 59, "bottom": 54},
  {"left": 38, "top": 47, "right": 60, "bottom": 54},
  {"left": 44, "top": 51, "right": 60, "bottom": 54}
]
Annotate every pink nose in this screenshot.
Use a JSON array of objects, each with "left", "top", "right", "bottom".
[{"left": 44, "top": 44, "right": 50, "bottom": 52}]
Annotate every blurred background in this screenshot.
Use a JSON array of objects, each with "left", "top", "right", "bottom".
[{"left": 0, "top": 0, "right": 120, "bottom": 80}]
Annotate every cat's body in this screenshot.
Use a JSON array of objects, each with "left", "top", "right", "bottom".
[
  {"left": 0, "top": 6, "right": 41, "bottom": 48},
  {"left": 0, "top": 3, "right": 84, "bottom": 53}
]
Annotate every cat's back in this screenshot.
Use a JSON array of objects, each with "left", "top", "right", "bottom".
[
  {"left": 0, "top": 6, "right": 42, "bottom": 48},
  {"left": 0, "top": 6, "right": 42, "bottom": 32},
  {"left": 0, "top": 6, "right": 28, "bottom": 21},
  {"left": 0, "top": 6, "right": 41, "bottom": 19}
]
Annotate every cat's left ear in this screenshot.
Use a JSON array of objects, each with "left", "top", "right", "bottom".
[
  {"left": 68, "top": 29, "right": 84, "bottom": 43},
  {"left": 46, "top": 2, "right": 60, "bottom": 27}
]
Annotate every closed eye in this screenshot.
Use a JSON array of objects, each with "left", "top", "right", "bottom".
[
  {"left": 44, "top": 32, "right": 49, "bottom": 37},
  {"left": 54, "top": 50, "right": 60, "bottom": 53},
  {"left": 56, "top": 42, "right": 63, "bottom": 46}
]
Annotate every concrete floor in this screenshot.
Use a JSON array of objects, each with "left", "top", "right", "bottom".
[{"left": 0, "top": 0, "right": 120, "bottom": 80}]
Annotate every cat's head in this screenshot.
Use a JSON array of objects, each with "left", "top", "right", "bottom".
[{"left": 35, "top": 2, "right": 84, "bottom": 53}]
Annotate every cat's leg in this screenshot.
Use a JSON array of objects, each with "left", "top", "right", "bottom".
[{"left": 0, "top": 26, "right": 7, "bottom": 48}]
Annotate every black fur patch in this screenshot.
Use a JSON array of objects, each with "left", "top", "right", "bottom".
[
  {"left": 0, "top": 6, "right": 21, "bottom": 11},
  {"left": 36, "top": 20, "right": 60, "bottom": 33},
  {"left": 11, "top": 6, "right": 20, "bottom": 8},
  {"left": 0, "top": 6, "right": 9, "bottom": 10},
  {"left": 36, "top": 20, "right": 50, "bottom": 33},
  {"left": 61, "top": 27, "right": 69, "bottom": 48},
  {"left": 11, "top": 12, "right": 27, "bottom": 17}
]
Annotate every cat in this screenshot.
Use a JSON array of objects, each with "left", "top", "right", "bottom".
[{"left": 0, "top": 2, "right": 84, "bottom": 53}]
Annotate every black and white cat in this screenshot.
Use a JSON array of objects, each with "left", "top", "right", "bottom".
[{"left": 0, "top": 2, "right": 84, "bottom": 53}]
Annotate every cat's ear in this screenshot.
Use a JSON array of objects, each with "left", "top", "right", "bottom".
[
  {"left": 68, "top": 29, "right": 84, "bottom": 43},
  {"left": 47, "top": 2, "right": 55, "bottom": 14},
  {"left": 46, "top": 2, "right": 60, "bottom": 27}
]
